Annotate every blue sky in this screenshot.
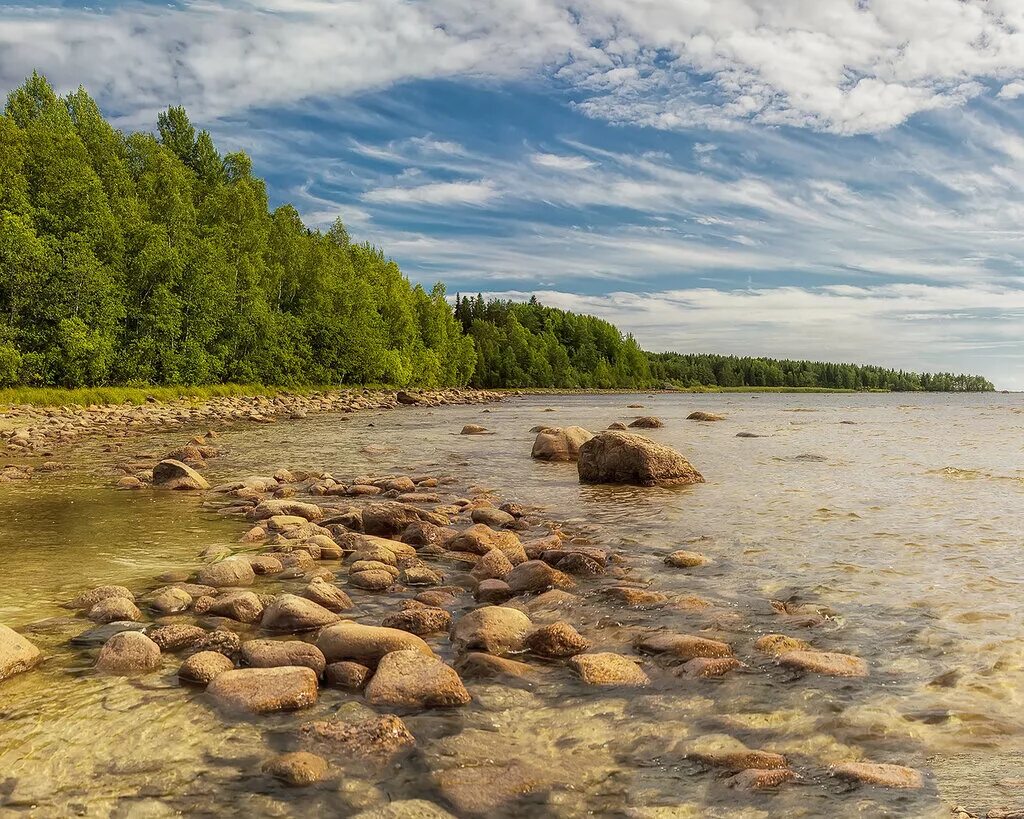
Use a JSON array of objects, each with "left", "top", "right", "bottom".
[{"left": 2, "top": 1, "right": 1024, "bottom": 387}]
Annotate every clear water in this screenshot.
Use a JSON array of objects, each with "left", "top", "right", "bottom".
[{"left": 1, "top": 392, "right": 1022, "bottom": 817}]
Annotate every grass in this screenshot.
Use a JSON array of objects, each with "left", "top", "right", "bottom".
[{"left": 0, "top": 383, "right": 326, "bottom": 409}]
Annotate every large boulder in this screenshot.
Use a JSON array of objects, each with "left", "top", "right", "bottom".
[
  {"left": 449, "top": 606, "right": 532, "bottom": 656},
  {"left": 241, "top": 639, "right": 327, "bottom": 675},
  {"left": 196, "top": 557, "right": 256, "bottom": 588},
  {"left": 316, "top": 622, "right": 432, "bottom": 665},
  {"left": 152, "top": 459, "right": 210, "bottom": 490},
  {"left": 261, "top": 594, "right": 341, "bottom": 632},
  {"left": 96, "top": 631, "right": 162, "bottom": 676},
  {"left": 206, "top": 666, "right": 319, "bottom": 713},
  {"left": 364, "top": 650, "right": 471, "bottom": 708},
  {"left": 530, "top": 426, "right": 594, "bottom": 462},
  {"left": 0, "top": 625, "right": 42, "bottom": 682},
  {"left": 577, "top": 431, "right": 704, "bottom": 487}
]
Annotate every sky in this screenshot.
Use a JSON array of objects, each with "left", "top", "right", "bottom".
[{"left": 2, "top": 1, "right": 1024, "bottom": 387}]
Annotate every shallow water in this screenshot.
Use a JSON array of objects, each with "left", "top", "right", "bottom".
[{"left": 2, "top": 392, "right": 1023, "bottom": 817}]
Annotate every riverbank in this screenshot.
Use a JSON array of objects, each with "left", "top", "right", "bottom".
[{"left": 0, "top": 388, "right": 503, "bottom": 458}]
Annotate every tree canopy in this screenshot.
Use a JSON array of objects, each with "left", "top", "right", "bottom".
[{"left": 0, "top": 74, "right": 995, "bottom": 394}]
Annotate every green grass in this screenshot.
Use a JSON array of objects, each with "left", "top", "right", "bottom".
[{"left": 0, "top": 383, "right": 318, "bottom": 409}]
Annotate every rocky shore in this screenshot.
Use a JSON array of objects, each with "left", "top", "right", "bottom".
[{"left": 0, "top": 403, "right": 955, "bottom": 816}]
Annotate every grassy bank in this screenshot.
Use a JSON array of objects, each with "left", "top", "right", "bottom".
[{"left": 0, "top": 384, "right": 312, "bottom": 409}]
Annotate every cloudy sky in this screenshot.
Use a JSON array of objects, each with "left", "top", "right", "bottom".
[{"left": 2, "top": 0, "right": 1024, "bottom": 387}]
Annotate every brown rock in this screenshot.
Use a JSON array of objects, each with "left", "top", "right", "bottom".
[
  {"left": 241, "top": 639, "right": 327, "bottom": 675},
  {"left": 664, "top": 550, "right": 709, "bottom": 568},
  {"left": 66, "top": 585, "right": 134, "bottom": 610},
  {"left": 261, "top": 594, "right": 342, "bottom": 632},
  {"left": 381, "top": 607, "right": 453, "bottom": 635},
  {"left": 301, "top": 713, "right": 415, "bottom": 763},
  {"left": 149, "top": 624, "right": 207, "bottom": 651},
  {"left": 248, "top": 555, "right": 284, "bottom": 575},
  {"left": 727, "top": 768, "right": 797, "bottom": 790},
  {"left": 251, "top": 499, "right": 324, "bottom": 522},
  {"left": 264, "top": 751, "right": 329, "bottom": 786},
  {"left": 188, "top": 629, "right": 241, "bottom": 658},
  {"left": 206, "top": 667, "right": 319, "bottom": 713},
  {"left": 577, "top": 431, "right": 704, "bottom": 487},
  {"left": 196, "top": 558, "right": 256, "bottom": 588},
  {"left": 531, "top": 426, "right": 594, "bottom": 461},
  {"left": 602, "top": 587, "right": 670, "bottom": 609},
  {"left": 303, "top": 578, "right": 353, "bottom": 612},
  {"left": 687, "top": 411, "right": 726, "bottom": 422},
  {"left": 636, "top": 632, "right": 732, "bottom": 661},
  {"left": 475, "top": 579, "right": 512, "bottom": 604},
  {"left": 754, "top": 634, "right": 811, "bottom": 655},
  {"left": 153, "top": 459, "right": 210, "bottom": 490},
  {"left": 450, "top": 606, "right": 532, "bottom": 655},
  {"left": 207, "top": 591, "right": 264, "bottom": 623},
  {"left": 679, "top": 657, "right": 743, "bottom": 678},
  {"left": 316, "top": 622, "right": 432, "bottom": 665},
  {"left": 149, "top": 587, "right": 193, "bottom": 614},
  {"left": 401, "top": 566, "right": 442, "bottom": 586},
  {"left": 524, "top": 622, "right": 590, "bottom": 658},
  {"left": 350, "top": 569, "right": 396, "bottom": 591},
  {"left": 460, "top": 424, "right": 488, "bottom": 435},
  {"left": 0, "top": 625, "right": 42, "bottom": 681},
  {"left": 179, "top": 650, "right": 234, "bottom": 685},
  {"left": 96, "top": 631, "right": 162, "bottom": 676},
  {"left": 365, "top": 650, "right": 471, "bottom": 708},
  {"left": 777, "top": 650, "right": 868, "bottom": 677},
  {"left": 324, "top": 661, "right": 372, "bottom": 690},
  {"left": 362, "top": 502, "right": 448, "bottom": 538},
  {"left": 506, "top": 560, "right": 574, "bottom": 595},
  {"left": 628, "top": 416, "right": 664, "bottom": 428},
  {"left": 569, "top": 652, "right": 650, "bottom": 686},
  {"left": 470, "top": 549, "right": 513, "bottom": 581},
  {"left": 88, "top": 597, "right": 143, "bottom": 623},
  {"left": 830, "top": 762, "right": 923, "bottom": 789}
]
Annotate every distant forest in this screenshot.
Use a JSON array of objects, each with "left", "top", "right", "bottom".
[{"left": 0, "top": 74, "right": 994, "bottom": 393}]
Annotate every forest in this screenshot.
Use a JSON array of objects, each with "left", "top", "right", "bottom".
[{"left": 0, "top": 74, "right": 995, "bottom": 393}]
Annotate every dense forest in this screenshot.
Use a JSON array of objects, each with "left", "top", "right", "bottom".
[{"left": 0, "top": 74, "right": 995, "bottom": 393}]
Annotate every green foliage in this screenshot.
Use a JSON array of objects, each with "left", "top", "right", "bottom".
[
  {"left": 0, "top": 74, "right": 475, "bottom": 388},
  {"left": 0, "top": 74, "right": 994, "bottom": 394}
]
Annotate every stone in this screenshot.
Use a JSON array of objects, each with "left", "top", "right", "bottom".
[
  {"left": 261, "top": 594, "right": 342, "bottom": 632},
  {"left": 450, "top": 606, "right": 532, "bottom": 655},
  {"left": 381, "top": 607, "right": 453, "bottom": 635},
  {"left": 830, "top": 762, "right": 923, "bottom": 789},
  {"left": 475, "top": 579, "right": 512, "bottom": 604},
  {"left": 264, "top": 751, "right": 329, "bottom": 786},
  {"left": 196, "top": 558, "right": 256, "bottom": 588},
  {"left": 416, "top": 589, "right": 459, "bottom": 608},
  {"left": 350, "top": 569, "right": 396, "bottom": 591},
  {"left": 400, "top": 566, "right": 442, "bottom": 586},
  {"left": 727, "top": 768, "right": 798, "bottom": 790},
  {"left": 179, "top": 651, "right": 234, "bottom": 685},
  {"left": 96, "top": 631, "right": 162, "bottom": 676},
  {"left": 66, "top": 585, "right": 134, "bottom": 610},
  {"left": 149, "top": 587, "right": 193, "bottom": 614},
  {"left": 679, "top": 657, "right": 743, "bottom": 678},
  {"left": 628, "top": 416, "right": 664, "bottom": 428},
  {"left": 454, "top": 652, "right": 538, "bottom": 681},
  {"left": 149, "top": 624, "right": 206, "bottom": 651},
  {"left": 570, "top": 652, "right": 650, "bottom": 686},
  {"left": 248, "top": 555, "right": 284, "bottom": 575},
  {"left": 207, "top": 667, "right": 319, "bottom": 714},
  {"left": 325, "top": 661, "right": 372, "bottom": 690},
  {"left": 470, "top": 506, "right": 515, "bottom": 528},
  {"left": 578, "top": 431, "right": 704, "bottom": 487},
  {"left": 530, "top": 426, "right": 594, "bottom": 461},
  {"left": 0, "top": 625, "right": 42, "bottom": 682},
  {"left": 461, "top": 424, "right": 488, "bottom": 435},
  {"left": 449, "top": 524, "right": 527, "bottom": 563},
  {"left": 241, "top": 639, "right": 327, "bottom": 675},
  {"left": 251, "top": 499, "right": 324, "bottom": 522},
  {"left": 351, "top": 800, "right": 456, "bottom": 819},
  {"left": 777, "top": 650, "right": 868, "bottom": 677},
  {"left": 602, "top": 587, "right": 670, "bottom": 609},
  {"left": 188, "top": 629, "right": 241, "bottom": 658},
  {"left": 88, "top": 597, "right": 143, "bottom": 623},
  {"left": 207, "top": 591, "right": 264, "bottom": 623},
  {"left": 524, "top": 622, "right": 590, "bottom": 658},
  {"left": 364, "top": 650, "right": 471, "bottom": 708},
  {"left": 754, "top": 634, "right": 811, "bottom": 655},
  {"left": 362, "top": 502, "right": 448, "bottom": 539},
  {"left": 303, "top": 578, "right": 353, "bottom": 612},
  {"left": 316, "top": 622, "right": 432, "bottom": 665},
  {"left": 606, "top": 422, "right": 627, "bottom": 430},
  {"left": 152, "top": 459, "right": 209, "bottom": 490},
  {"left": 506, "top": 560, "right": 574, "bottom": 595},
  {"left": 664, "top": 550, "right": 709, "bottom": 568},
  {"left": 116, "top": 476, "right": 144, "bottom": 490},
  {"left": 301, "top": 713, "right": 415, "bottom": 762},
  {"left": 636, "top": 632, "right": 732, "bottom": 661},
  {"left": 687, "top": 411, "right": 726, "bottom": 422},
  {"left": 470, "top": 549, "right": 513, "bottom": 581},
  {"left": 686, "top": 736, "right": 787, "bottom": 771}
]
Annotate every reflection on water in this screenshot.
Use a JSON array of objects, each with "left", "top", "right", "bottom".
[{"left": 1, "top": 392, "right": 1023, "bottom": 817}]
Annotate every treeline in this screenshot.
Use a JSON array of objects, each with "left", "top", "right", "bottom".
[
  {"left": 0, "top": 73, "right": 475, "bottom": 388},
  {"left": 455, "top": 295, "right": 651, "bottom": 388},
  {"left": 647, "top": 352, "right": 994, "bottom": 392},
  {"left": 0, "top": 73, "right": 995, "bottom": 394}
]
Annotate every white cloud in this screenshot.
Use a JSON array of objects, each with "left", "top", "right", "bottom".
[
  {"left": 998, "top": 81, "right": 1024, "bottom": 100},
  {"left": 4, "top": 0, "right": 1024, "bottom": 134},
  {"left": 530, "top": 152, "right": 595, "bottom": 171},
  {"left": 362, "top": 179, "right": 499, "bottom": 206}
]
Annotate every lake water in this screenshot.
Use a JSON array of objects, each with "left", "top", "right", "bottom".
[{"left": 1, "top": 392, "right": 1022, "bottom": 817}]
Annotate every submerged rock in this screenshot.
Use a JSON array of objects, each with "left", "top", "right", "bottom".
[
  {"left": 636, "top": 632, "right": 732, "bottom": 661},
  {"left": 524, "top": 622, "right": 590, "bottom": 658},
  {"left": 454, "top": 652, "right": 538, "bottom": 681},
  {"left": 88, "top": 597, "right": 142, "bottom": 623},
  {"left": 687, "top": 411, "right": 726, "bottom": 422},
  {"left": 66, "top": 585, "right": 134, "bottom": 610},
  {"left": 264, "top": 751, "right": 329, "bottom": 787},
  {"left": 196, "top": 558, "right": 256, "bottom": 588},
  {"left": 777, "top": 650, "right": 868, "bottom": 677},
  {"left": 206, "top": 666, "right": 319, "bottom": 713},
  {"left": 450, "top": 606, "right": 532, "bottom": 656},
  {"left": 381, "top": 607, "right": 453, "bottom": 635},
  {"left": 506, "top": 560, "right": 574, "bottom": 595},
  {"left": 261, "top": 594, "right": 341, "bottom": 632},
  {"left": 754, "top": 634, "right": 811, "bottom": 655},
  {"left": 830, "top": 762, "right": 923, "bottom": 789},
  {"left": 364, "top": 650, "right": 471, "bottom": 708},
  {"left": 300, "top": 714, "right": 415, "bottom": 761},
  {"left": 577, "top": 431, "right": 704, "bottom": 487},
  {"left": 316, "top": 622, "right": 432, "bottom": 665},
  {"left": 0, "top": 625, "right": 42, "bottom": 682},
  {"left": 241, "top": 639, "right": 327, "bottom": 675},
  {"left": 179, "top": 651, "right": 234, "bottom": 685},
  {"left": 351, "top": 800, "right": 456, "bottom": 819},
  {"left": 530, "top": 426, "right": 594, "bottom": 462},
  {"left": 727, "top": 768, "right": 797, "bottom": 790},
  {"left": 460, "top": 424, "right": 488, "bottom": 435},
  {"left": 664, "top": 550, "right": 709, "bottom": 568},
  {"left": 152, "top": 459, "right": 210, "bottom": 490},
  {"left": 96, "top": 631, "right": 162, "bottom": 676},
  {"left": 628, "top": 416, "right": 663, "bottom": 428},
  {"left": 149, "top": 624, "right": 207, "bottom": 652},
  {"left": 569, "top": 652, "right": 650, "bottom": 686}
]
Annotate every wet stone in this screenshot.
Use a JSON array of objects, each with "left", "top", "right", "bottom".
[
  {"left": 299, "top": 714, "right": 415, "bottom": 762},
  {"left": 450, "top": 606, "right": 532, "bottom": 656},
  {"left": 569, "top": 653, "right": 650, "bottom": 687},
  {"left": 381, "top": 607, "right": 453, "bottom": 635},
  {"left": 325, "top": 661, "right": 372, "bottom": 691},
  {"left": 524, "top": 622, "right": 590, "bottom": 658},
  {"left": 149, "top": 624, "right": 207, "bottom": 652},
  {"left": 264, "top": 751, "right": 329, "bottom": 787},
  {"left": 364, "top": 650, "right": 471, "bottom": 709},
  {"left": 206, "top": 666, "right": 319, "bottom": 714},
  {"left": 88, "top": 597, "right": 143, "bottom": 624},
  {"left": 830, "top": 762, "right": 923, "bottom": 789},
  {"left": 96, "top": 631, "right": 162, "bottom": 676},
  {"left": 241, "top": 639, "right": 327, "bottom": 675},
  {"left": 179, "top": 651, "right": 234, "bottom": 685}
]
